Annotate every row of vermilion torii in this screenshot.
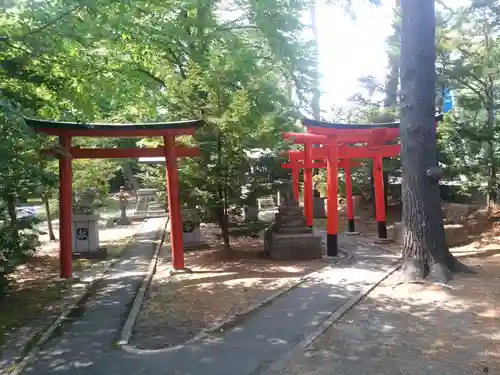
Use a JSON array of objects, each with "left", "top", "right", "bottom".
[{"left": 280, "top": 114, "right": 443, "bottom": 257}]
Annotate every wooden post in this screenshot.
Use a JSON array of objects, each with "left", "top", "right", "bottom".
[
  {"left": 326, "top": 138, "right": 339, "bottom": 256},
  {"left": 304, "top": 142, "right": 313, "bottom": 227},
  {"left": 344, "top": 161, "right": 358, "bottom": 234},
  {"left": 373, "top": 155, "right": 388, "bottom": 239},
  {"left": 164, "top": 135, "right": 185, "bottom": 269},
  {"left": 59, "top": 134, "right": 73, "bottom": 278}
]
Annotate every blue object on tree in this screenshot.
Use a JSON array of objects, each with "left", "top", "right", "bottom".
[
  {"left": 369, "top": 0, "right": 381, "bottom": 5},
  {"left": 443, "top": 87, "right": 453, "bottom": 113}
]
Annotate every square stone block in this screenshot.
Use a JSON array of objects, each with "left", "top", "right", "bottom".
[{"left": 267, "top": 233, "right": 323, "bottom": 260}]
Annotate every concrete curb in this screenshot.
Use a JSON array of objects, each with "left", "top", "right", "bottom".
[
  {"left": 339, "top": 246, "right": 354, "bottom": 260},
  {"left": 6, "top": 220, "right": 148, "bottom": 375},
  {"left": 120, "top": 250, "right": 352, "bottom": 355},
  {"left": 118, "top": 218, "right": 167, "bottom": 346},
  {"left": 257, "top": 259, "right": 402, "bottom": 375}
]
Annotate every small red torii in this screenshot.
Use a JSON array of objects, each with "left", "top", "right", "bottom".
[
  {"left": 282, "top": 114, "right": 443, "bottom": 257},
  {"left": 25, "top": 117, "right": 203, "bottom": 278}
]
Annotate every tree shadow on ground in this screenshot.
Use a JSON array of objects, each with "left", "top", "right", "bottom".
[
  {"left": 11, "top": 231, "right": 500, "bottom": 375},
  {"left": 265, "top": 256, "right": 500, "bottom": 375}
]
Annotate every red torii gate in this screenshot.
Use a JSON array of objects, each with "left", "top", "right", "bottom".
[
  {"left": 25, "top": 118, "right": 203, "bottom": 278},
  {"left": 282, "top": 114, "right": 443, "bottom": 257}
]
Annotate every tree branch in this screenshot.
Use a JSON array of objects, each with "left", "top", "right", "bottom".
[
  {"left": 450, "top": 75, "right": 486, "bottom": 103},
  {"left": 136, "top": 68, "right": 167, "bottom": 87},
  {"left": 165, "top": 49, "right": 187, "bottom": 80},
  {"left": 21, "top": 4, "right": 83, "bottom": 39}
]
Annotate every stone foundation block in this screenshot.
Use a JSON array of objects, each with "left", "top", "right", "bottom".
[{"left": 265, "top": 232, "right": 323, "bottom": 260}]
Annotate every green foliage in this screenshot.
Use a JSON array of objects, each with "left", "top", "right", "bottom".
[
  {"left": 436, "top": 0, "right": 500, "bottom": 201},
  {"left": 0, "top": 103, "right": 46, "bottom": 295},
  {"left": 1, "top": 0, "right": 317, "bottom": 258}
]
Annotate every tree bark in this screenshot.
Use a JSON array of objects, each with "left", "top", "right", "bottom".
[
  {"left": 384, "top": 0, "right": 400, "bottom": 109},
  {"left": 399, "top": 0, "right": 462, "bottom": 282},
  {"left": 216, "top": 131, "right": 230, "bottom": 250},
  {"left": 384, "top": 54, "right": 399, "bottom": 108},
  {"left": 121, "top": 163, "right": 139, "bottom": 192},
  {"left": 6, "top": 193, "right": 19, "bottom": 246},
  {"left": 43, "top": 192, "right": 56, "bottom": 241},
  {"left": 486, "top": 103, "right": 496, "bottom": 205}
]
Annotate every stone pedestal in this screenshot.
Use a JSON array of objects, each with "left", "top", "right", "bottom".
[
  {"left": 313, "top": 197, "right": 326, "bottom": 218},
  {"left": 353, "top": 195, "right": 364, "bottom": 213},
  {"left": 264, "top": 199, "right": 322, "bottom": 260},
  {"left": 258, "top": 197, "right": 277, "bottom": 211},
  {"left": 148, "top": 203, "right": 166, "bottom": 217},
  {"left": 258, "top": 196, "right": 278, "bottom": 222},
  {"left": 72, "top": 214, "right": 106, "bottom": 258},
  {"left": 244, "top": 205, "right": 259, "bottom": 222}
]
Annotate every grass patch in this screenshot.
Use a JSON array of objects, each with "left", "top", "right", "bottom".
[{"left": 72, "top": 236, "right": 132, "bottom": 272}]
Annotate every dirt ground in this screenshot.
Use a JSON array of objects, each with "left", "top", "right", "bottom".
[
  {"left": 130, "top": 225, "right": 329, "bottom": 349},
  {"left": 0, "top": 220, "right": 141, "bottom": 367},
  {"left": 267, "top": 201, "right": 500, "bottom": 375},
  {"left": 266, "top": 252, "right": 500, "bottom": 375}
]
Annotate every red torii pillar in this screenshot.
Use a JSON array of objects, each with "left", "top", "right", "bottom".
[
  {"left": 291, "top": 162, "right": 300, "bottom": 201},
  {"left": 326, "top": 138, "right": 339, "bottom": 256},
  {"left": 164, "top": 136, "right": 185, "bottom": 269},
  {"left": 373, "top": 155, "right": 390, "bottom": 242},
  {"left": 59, "top": 134, "right": 73, "bottom": 278},
  {"left": 303, "top": 142, "right": 313, "bottom": 227},
  {"left": 343, "top": 159, "right": 360, "bottom": 235}
]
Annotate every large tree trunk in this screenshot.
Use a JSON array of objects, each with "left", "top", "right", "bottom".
[{"left": 399, "top": 0, "right": 462, "bottom": 283}]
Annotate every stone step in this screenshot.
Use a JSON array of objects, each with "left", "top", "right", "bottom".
[
  {"left": 148, "top": 204, "right": 163, "bottom": 210},
  {"left": 278, "top": 227, "right": 312, "bottom": 234},
  {"left": 148, "top": 210, "right": 166, "bottom": 215}
]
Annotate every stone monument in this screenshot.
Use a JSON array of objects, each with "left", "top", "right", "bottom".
[
  {"left": 313, "top": 189, "right": 326, "bottom": 218},
  {"left": 72, "top": 188, "right": 105, "bottom": 258},
  {"left": 181, "top": 207, "right": 207, "bottom": 250},
  {"left": 264, "top": 184, "right": 322, "bottom": 260}
]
